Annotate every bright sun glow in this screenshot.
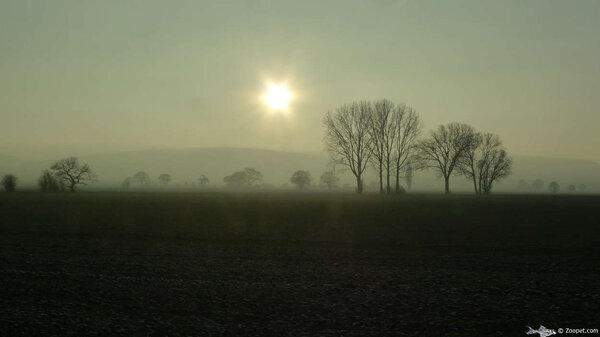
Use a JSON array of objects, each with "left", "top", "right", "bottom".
[{"left": 264, "top": 85, "right": 292, "bottom": 110}]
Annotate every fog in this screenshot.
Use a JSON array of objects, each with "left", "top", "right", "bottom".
[{"left": 0, "top": 146, "right": 597, "bottom": 194}]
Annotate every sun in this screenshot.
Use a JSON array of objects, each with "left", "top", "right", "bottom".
[{"left": 264, "top": 85, "right": 292, "bottom": 110}]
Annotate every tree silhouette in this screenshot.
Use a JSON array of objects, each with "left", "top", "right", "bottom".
[
  {"left": 290, "top": 170, "right": 312, "bottom": 189},
  {"left": 417, "top": 123, "right": 476, "bottom": 194},
  {"left": 320, "top": 171, "right": 339, "bottom": 190},
  {"left": 1, "top": 174, "right": 17, "bottom": 192},
  {"left": 198, "top": 174, "right": 210, "bottom": 187},
  {"left": 243, "top": 168, "right": 262, "bottom": 185},
  {"left": 132, "top": 171, "right": 152, "bottom": 186},
  {"left": 39, "top": 170, "right": 62, "bottom": 192},
  {"left": 459, "top": 132, "right": 512, "bottom": 195},
  {"left": 391, "top": 105, "right": 421, "bottom": 194},
  {"left": 324, "top": 101, "right": 372, "bottom": 194},
  {"left": 223, "top": 168, "right": 262, "bottom": 188},
  {"left": 223, "top": 171, "right": 247, "bottom": 187},
  {"left": 50, "top": 157, "right": 96, "bottom": 191},
  {"left": 368, "top": 99, "right": 394, "bottom": 194},
  {"left": 158, "top": 174, "right": 172, "bottom": 185}
]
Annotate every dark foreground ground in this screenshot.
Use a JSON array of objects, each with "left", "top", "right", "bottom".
[{"left": 1, "top": 192, "right": 599, "bottom": 336}]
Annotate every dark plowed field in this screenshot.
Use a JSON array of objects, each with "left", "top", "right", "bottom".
[{"left": 1, "top": 193, "right": 599, "bottom": 336}]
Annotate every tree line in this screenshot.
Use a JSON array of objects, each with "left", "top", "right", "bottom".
[
  {"left": 0, "top": 98, "right": 584, "bottom": 195},
  {"left": 323, "top": 99, "right": 512, "bottom": 195}
]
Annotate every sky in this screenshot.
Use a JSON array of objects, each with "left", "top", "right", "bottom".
[{"left": 1, "top": 0, "right": 599, "bottom": 161}]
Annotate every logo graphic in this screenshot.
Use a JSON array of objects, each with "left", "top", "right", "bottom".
[{"left": 526, "top": 325, "right": 557, "bottom": 337}]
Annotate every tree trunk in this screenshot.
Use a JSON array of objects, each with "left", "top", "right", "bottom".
[
  {"left": 378, "top": 164, "right": 383, "bottom": 194},
  {"left": 472, "top": 175, "right": 478, "bottom": 195},
  {"left": 444, "top": 176, "right": 450, "bottom": 194},
  {"left": 356, "top": 175, "right": 363, "bottom": 194},
  {"left": 386, "top": 164, "right": 391, "bottom": 194},
  {"left": 395, "top": 165, "right": 401, "bottom": 194},
  {"left": 484, "top": 182, "right": 492, "bottom": 195}
]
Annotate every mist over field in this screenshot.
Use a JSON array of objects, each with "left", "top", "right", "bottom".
[{"left": 1, "top": 147, "right": 599, "bottom": 193}]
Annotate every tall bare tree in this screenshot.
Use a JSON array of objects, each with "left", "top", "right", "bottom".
[
  {"left": 50, "top": 157, "right": 96, "bottom": 191},
  {"left": 324, "top": 101, "right": 373, "bottom": 194},
  {"left": 368, "top": 99, "right": 395, "bottom": 194},
  {"left": 458, "top": 132, "right": 484, "bottom": 194},
  {"left": 478, "top": 134, "right": 512, "bottom": 194},
  {"left": 391, "top": 104, "right": 422, "bottom": 194},
  {"left": 417, "top": 123, "right": 476, "bottom": 194},
  {"left": 459, "top": 133, "right": 512, "bottom": 194}
]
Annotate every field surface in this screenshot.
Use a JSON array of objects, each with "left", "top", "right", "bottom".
[{"left": 1, "top": 192, "right": 599, "bottom": 336}]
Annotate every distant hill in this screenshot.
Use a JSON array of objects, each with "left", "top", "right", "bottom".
[{"left": 2, "top": 147, "right": 599, "bottom": 192}]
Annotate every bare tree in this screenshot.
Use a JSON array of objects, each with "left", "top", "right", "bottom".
[
  {"left": 290, "top": 170, "right": 312, "bottom": 189},
  {"left": 158, "top": 174, "right": 172, "bottom": 185},
  {"left": 198, "top": 174, "right": 210, "bottom": 187},
  {"left": 368, "top": 99, "right": 395, "bottom": 194},
  {"left": 243, "top": 168, "right": 262, "bottom": 185},
  {"left": 478, "top": 136, "right": 512, "bottom": 194},
  {"left": 1, "top": 174, "right": 17, "bottom": 192},
  {"left": 391, "top": 104, "right": 422, "bottom": 194},
  {"left": 320, "top": 171, "right": 339, "bottom": 190},
  {"left": 324, "top": 101, "right": 373, "bottom": 194},
  {"left": 417, "top": 123, "right": 476, "bottom": 194},
  {"left": 458, "top": 132, "right": 511, "bottom": 194},
  {"left": 39, "top": 170, "right": 62, "bottom": 192},
  {"left": 132, "top": 171, "right": 152, "bottom": 186},
  {"left": 223, "top": 168, "right": 262, "bottom": 188},
  {"left": 223, "top": 171, "right": 247, "bottom": 188},
  {"left": 50, "top": 157, "right": 96, "bottom": 191},
  {"left": 458, "top": 132, "right": 483, "bottom": 194}
]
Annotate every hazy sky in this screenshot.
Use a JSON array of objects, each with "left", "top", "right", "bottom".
[{"left": 1, "top": 0, "right": 599, "bottom": 161}]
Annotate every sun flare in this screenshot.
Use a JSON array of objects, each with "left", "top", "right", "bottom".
[{"left": 264, "top": 85, "right": 292, "bottom": 110}]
